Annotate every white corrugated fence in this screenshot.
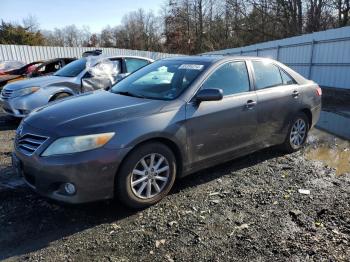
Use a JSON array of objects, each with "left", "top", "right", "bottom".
[
  {"left": 2, "top": 26, "right": 350, "bottom": 90},
  {"left": 0, "top": 45, "right": 179, "bottom": 64},
  {"left": 206, "top": 26, "right": 350, "bottom": 90}
]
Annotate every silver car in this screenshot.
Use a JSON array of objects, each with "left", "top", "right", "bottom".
[{"left": 0, "top": 56, "right": 153, "bottom": 117}]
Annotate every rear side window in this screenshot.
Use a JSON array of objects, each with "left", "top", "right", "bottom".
[
  {"left": 280, "top": 69, "right": 296, "bottom": 85},
  {"left": 125, "top": 58, "right": 150, "bottom": 73},
  {"left": 252, "top": 61, "right": 283, "bottom": 90},
  {"left": 202, "top": 61, "right": 250, "bottom": 96}
]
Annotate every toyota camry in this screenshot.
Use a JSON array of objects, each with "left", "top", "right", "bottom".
[{"left": 12, "top": 55, "right": 322, "bottom": 208}]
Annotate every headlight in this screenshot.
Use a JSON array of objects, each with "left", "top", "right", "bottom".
[
  {"left": 42, "top": 132, "right": 115, "bottom": 156},
  {"left": 13, "top": 86, "right": 40, "bottom": 97}
]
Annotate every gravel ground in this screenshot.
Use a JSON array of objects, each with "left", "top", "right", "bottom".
[{"left": 0, "top": 127, "right": 349, "bottom": 261}]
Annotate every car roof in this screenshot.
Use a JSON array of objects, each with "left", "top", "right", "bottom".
[
  {"left": 23, "top": 58, "right": 75, "bottom": 66},
  {"left": 79, "top": 55, "right": 154, "bottom": 67},
  {"left": 162, "top": 55, "right": 274, "bottom": 63},
  {"left": 163, "top": 55, "right": 308, "bottom": 84},
  {"left": 43, "top": 58, "right": 76, "bottom": 62},
  {"left": 87, "top": 55, "right": 154, "bottom": 61}
]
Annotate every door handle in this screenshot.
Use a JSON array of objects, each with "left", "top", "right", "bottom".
[
  {"left": 246, "top": 100, "right": 257, "bottom": 109},
  {"left": 292, "top": 90, "right": 299, "bottom": 98}
]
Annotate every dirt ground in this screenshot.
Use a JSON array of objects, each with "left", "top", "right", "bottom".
[{"left": 0, "top": 123, "right": 349, "bottom": 261}]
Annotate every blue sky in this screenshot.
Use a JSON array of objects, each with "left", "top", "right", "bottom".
[{"left": 0, "top": 0, "right": 164, "bottom": 33}]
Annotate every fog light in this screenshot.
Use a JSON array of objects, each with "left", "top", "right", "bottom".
[{"left": 64, "top": 183, "right": 76, "bottom": 195}]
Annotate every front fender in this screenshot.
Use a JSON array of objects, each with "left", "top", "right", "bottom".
[{"left": 104, "top": 106, "right": 190, "bottom": 173}]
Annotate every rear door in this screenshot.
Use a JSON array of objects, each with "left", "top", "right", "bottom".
[
  {"left": 250, "top": 60, "right": 301, "bottom": 145},
  {"left": 186, "top": 60, "right": 258, "bottom": 165}
]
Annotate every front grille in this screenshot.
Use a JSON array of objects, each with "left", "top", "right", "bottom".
[
  {"left": 16, "top": 133, "right": 49, "bottom": 155},
  {"left": 3, "top": 107, "right": 13, "bottom": 114},
  {"left": 1, "top": 89, "right": 14, "bottom": 99}
]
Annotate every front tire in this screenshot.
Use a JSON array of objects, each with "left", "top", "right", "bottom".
[
  {"left": 116, "top": 142, "right": 177, "bottom": 209},
  {"left": 51, "top": 93, "right": 71, "bottom": 102},
  {"left": 282, "top": 112, "right": 309, "bottom": 153}
]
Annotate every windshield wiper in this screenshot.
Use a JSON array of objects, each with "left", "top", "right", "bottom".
[{"left": 114, "top": 91, "right": 146, "bottom": 99}]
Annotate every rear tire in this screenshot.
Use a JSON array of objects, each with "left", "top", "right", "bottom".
[
  {"left": 282, "top": 112, "right": 309, "bottom": 153},
  {"left": 116, "top": 142, "right": 177, "bottom": 209}
]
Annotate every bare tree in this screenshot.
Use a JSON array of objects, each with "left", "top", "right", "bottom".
[
  {"left": 100, "top": 26, "right": 114, "bottom": 47},
  {"left": 17, "top": 0, "right": 349, "bottom": 53},
  {"left": 22, "top": 15, "right": 40, "bottom": 32},
  {"left": 335, "top": 0, "right": 350, "bottom": 26}
]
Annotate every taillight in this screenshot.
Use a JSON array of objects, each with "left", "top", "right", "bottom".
[{"left": 316, "top": 86, "right": 322, "bottom": 96}]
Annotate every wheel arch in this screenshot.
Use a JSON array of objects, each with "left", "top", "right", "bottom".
[
  {"left": 114, "top": 136, "right": 185, "bottom": 194},
  {"left": 300, "top": 108, "right": 312, "bottom": 127},
  {"left": 48, "top": 88, "right": 74, "bottom": 102}
]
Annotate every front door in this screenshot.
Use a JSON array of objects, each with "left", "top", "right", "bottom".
[{"left": 186, "top": 61, "right": 258, "bottom": 165}]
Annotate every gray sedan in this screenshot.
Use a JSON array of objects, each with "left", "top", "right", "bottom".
[
  {"left": 12, "top": 56, "right": 321, "bottom": 208},
  {"left": 0, "top": 56, "right": 153, "bottom": 117}
]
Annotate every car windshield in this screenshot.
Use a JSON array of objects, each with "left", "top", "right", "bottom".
[
  {"left": 111, "top": 59, "right": 208, "bottom": 100},
  {"left": 54, "top": 58, "right": 86, "bottom": 77}
]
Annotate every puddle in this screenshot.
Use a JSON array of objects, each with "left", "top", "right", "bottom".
[{"left": 306, "top": 128, "right": 350, "bottom": 175}]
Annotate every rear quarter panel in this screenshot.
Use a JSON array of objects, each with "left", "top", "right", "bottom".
[{"left": 299, "top": 81, "right": 322, "bottom": 127}]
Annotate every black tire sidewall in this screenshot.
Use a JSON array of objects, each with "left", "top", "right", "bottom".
[
  {"left": 116, "top": 142, "right": 176, "bottom": 209},
  {"left": 53, "top": 93, "right": 70, "bottom": 101}
]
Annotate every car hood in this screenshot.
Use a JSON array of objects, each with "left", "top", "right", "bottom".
[
  {"left": 0, "top": 74, "right": 21, "bottom": 83},
  {"left": 3, "top": 75, "right": 72, "bottom": 90},
  {"left": 24, "top": 90, "right": 167, "bottom": 136}
]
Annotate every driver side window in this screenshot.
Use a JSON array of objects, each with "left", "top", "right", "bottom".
[{"left": 201, "top": 61, "right": 250, "bottom": 96}]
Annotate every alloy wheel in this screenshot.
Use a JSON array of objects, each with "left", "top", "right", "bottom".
[
  {"left": 130, "top": 153, "right": 170, "bottom": 199},
  {"left": 290, "top": 118, "right": 307, "bottom": 147}
]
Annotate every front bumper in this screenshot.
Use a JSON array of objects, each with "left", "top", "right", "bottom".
[
  {"left": 0, "top": 96, "right": 30, "bottom": 117},
  {"left": 0, "top": 91, "right": 49, "bottom": 118},
  {"left": 14, "top": 146, "right": 131, "bottom": 204}
]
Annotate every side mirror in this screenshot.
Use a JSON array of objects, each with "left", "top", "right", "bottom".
[{"left": 195, "top": 88, "right": 223, "bottom": 102}]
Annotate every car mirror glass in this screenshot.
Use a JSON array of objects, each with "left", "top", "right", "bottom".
[{"left": 195, "top": 88, "right": 223, "bottom": 102}]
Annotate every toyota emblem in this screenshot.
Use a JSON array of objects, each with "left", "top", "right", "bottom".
[{"left": 16, "top": 124, "right": 23, "bottom": 136}]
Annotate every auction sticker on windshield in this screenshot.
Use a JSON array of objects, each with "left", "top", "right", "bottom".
[{"left": 179, "top": 64, "right": 204, "bottom": 70}]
